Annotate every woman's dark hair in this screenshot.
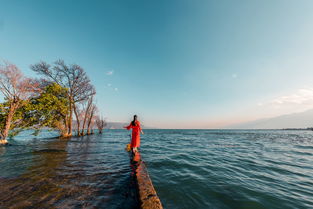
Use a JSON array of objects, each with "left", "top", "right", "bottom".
[{"left": 132, "top": 115, "right": 137, "bottom": 126}]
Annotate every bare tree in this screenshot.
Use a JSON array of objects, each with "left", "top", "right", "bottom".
[
  {"left": 0, "top": 62, "right": 39, "bottom": 144},
  {"left": 96, "top": 116, "right": 107, "bottom": 134},
  {"left": 31, "top": 60, "right": 96, "bottom": 137},
  {"left": 73, "top": 103, "right": 83, "bottom": 136},
  {"left": 80, "top": 96, "right": 94, "bottom": 136},
  {"left": 87, "top": 104, "right": 97, "bottom": 135}
]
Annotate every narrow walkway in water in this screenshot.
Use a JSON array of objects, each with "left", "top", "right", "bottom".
[
  {"left": 0, "top": 131, "right": 139, "bottom": 209},
  {"left": 131, "top": 152, "right": 163, "bottom": 209}
]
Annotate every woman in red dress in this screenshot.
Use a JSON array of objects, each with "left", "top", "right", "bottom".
[{"left": 124, "top": 115, "right": 144, "bottom": 153}]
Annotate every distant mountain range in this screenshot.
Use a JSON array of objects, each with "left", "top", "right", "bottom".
[
  {"left": 106, "top": 109, "right": 313, "bottom": 130},
  {"left": 226, "top": 109, "right": 313, "bottom": 129},
  {"left": 106, "top": 122, "right": 156, "bottom": 129}
]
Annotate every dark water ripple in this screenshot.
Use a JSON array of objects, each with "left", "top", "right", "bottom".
[
  {"left": 140, "top": 129, "right": 313, "bottom": 209},
  {"left": 0, "top": 130, "right": 139, "bottom": 209}
]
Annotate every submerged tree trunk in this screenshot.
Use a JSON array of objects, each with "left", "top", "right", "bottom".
[
  {"left": 0, "top": 139, "right": 8, "bottom": 145},
  {"left": 81, "top": 118, "right": 87, "bottom": 136},
  {"left": 62, "top": 115, "right": 69, "bottom": 138},
  {"left": 60, "top": 131, "right": 70, "bottom": 138},
  {"left": 73, "top": 103, "right": 81, "bottom": 136},
  {"left": 96, "top": 117, "right": 106, "bottom": 134},
  {"left": 1, "top": 101, "right": 18, "bottom": 144},
  {"left": 87, "top": 107, "right": 95, "bottom": 135},
  {"left": 81, "top": 96, "right": 93, "bottom": 136},
  {"left": 55, "top": 117, "right": 70, "bottom": 138},
  {"left": 99, "top": 128, "right": 103, "bottom": 134},
  {"left": 81, "top": 109, "right": 88, "bottom": 136},
  {"left": 67, "top": 101, "right": 73, "bottom": 137},
  {"left": 87, "top": 116, "right": 92, "bottom": 135},
  {"left": 81, "top": 107, "right": 89, "bottom": 136}
]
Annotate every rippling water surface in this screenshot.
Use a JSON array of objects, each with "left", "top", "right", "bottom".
[
  {"left": 0, "top": 130, "right": 139, "bottom": 209},
  {"left": 0, "top": 129, "right": 313, "bottom": 209},
  {"left": 142, "top": 130, "right": 313, "bottom": 209}
]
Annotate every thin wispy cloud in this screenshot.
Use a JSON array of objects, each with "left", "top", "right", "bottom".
[
  {"left": 255, "top": 88, "right": 313, "bottom": 118},
  {"left": 106, "top": 70, "right": 114, "bottom": 76},
  {"left": 105, "top": 83, "right": 118, "bottom": 92},
  {"left": 271, "top": 88, "right": 313, "bottom": 105}
]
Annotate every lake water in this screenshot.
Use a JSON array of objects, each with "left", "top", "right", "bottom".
[{"left": 0, "top": 129, "right": 313, "bottom": 209}]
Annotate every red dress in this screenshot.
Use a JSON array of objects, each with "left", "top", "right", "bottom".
[{"left": 125, "top": 121, "right": 142, "bottom": 148}]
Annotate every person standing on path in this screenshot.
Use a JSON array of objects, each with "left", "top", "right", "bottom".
[{"left": 124, "top": 115, "right": 144, "bottom": 153}]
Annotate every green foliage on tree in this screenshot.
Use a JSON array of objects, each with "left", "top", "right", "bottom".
[
  {"left": 0, "top": 99, "right": 29, "bottom": 139},
  {"left": 0, "top": 83, "right": 70, "bottom": 139},
  {"left": 24, "top": 83, "right": 70, "bottom": 136}
]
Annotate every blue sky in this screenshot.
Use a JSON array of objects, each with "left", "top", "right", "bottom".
[{"left": 1, "top": 0, "right": 313, "bottom": 128}]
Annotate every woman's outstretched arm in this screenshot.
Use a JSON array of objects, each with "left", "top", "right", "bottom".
[
  {"left": 138, "top": 122, "right": 144, "bottom": 134},
  {"left": 124, "top": 122, "right": 132, "bottom": 130}
]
